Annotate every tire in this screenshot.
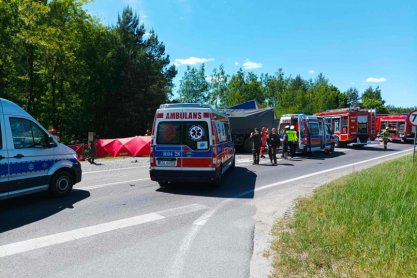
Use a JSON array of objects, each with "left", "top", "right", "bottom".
[
  {"left": 334, "top": 136, "right": 340, "bottom": 147},
  {"left": 230, "top": 155, "right": 235, "bottom": 170},
  {"left": 243, "top": 137, "right": 252, "bottom": 153},
  {"left": 329, "top": 143, "right": 335, "bottom": 153},
  {"left": 212, "top": 166, "right": 222, "bottom": 187},
  {"left": 50, "top": 170, "right": 73, "bottom": 197}
]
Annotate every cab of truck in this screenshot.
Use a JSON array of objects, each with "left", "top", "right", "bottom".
[{"left": 0, "top": 98, "right": 82, "bottom": 200}]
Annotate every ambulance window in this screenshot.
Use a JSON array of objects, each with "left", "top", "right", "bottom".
[
  {"left": 184, "top": 122, "right": 209, "bottom": 150},
  {"left": 224, "top": 123, "right": 231, "bottom": 141},
  {"left": 334, "top": 120, "right": 340, "bottom": 132},
  {"left": 156, "top": 122, "right": 181, "bottom": 145},
  {"left": 308, "top": 122, "right": 320, "bottom": 135},
  {"left": 216, "top": 122, "right": 227, "bottom": 142},
  {"left": 10, "top": 117, "right": 49, "bottom": 149}
]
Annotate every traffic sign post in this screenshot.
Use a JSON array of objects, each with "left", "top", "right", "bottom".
[{"left": 407, "top": 110, "right": 417, "bottom": 163}]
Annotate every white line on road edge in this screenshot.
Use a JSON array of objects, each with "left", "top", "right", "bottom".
[
  {"left": 77, "top": 178, "right": 150, "bottom": 191},
  {"left": 0, "top": 204, "right": 208, "bottom": 258},
  {"left": 166, "top": 148, "right": 413, "bottom": 278}
]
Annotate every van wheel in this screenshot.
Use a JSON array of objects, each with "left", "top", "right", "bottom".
[
  {"left": 230, "top": 156, "right": 235, "bottom": 170},
  {"left": 213, "top": 166, "right": 222, "bottom": 187},
  {"left": 334, "top": 136, "right": 340, "bottom": 147},
  {"left": 329, "top": 143, "right": 335, "bottom": 153},
  {"left": 50, "top": 171, "right": 73, "bottom": 197}
]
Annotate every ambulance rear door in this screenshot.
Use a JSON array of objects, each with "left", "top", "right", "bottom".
[{"left": 154, "top": 113, "right": 183, "bottom": 169}]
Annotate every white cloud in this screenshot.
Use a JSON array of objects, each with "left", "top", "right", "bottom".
[
  {"left": 366, "top": 77, "right": 387, "bottom": 83},
  {"left": 174, "top": 57, "right": 214, "bottom": 66},
  {"left": 308, "top": 70, "right": 315, "bottom": 75},
  {"left": 242, "top": 60, "right": 262, "bottom": 70},
  {"left": 234, "top": 62, "right": 239, "bottom": 66}
]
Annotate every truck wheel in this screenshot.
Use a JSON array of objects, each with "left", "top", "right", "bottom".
[
  {"left": 50, "top": 170, "right": 73, "bottom": 197},
  {"left": 243, "top": 137, "right": 252, "bottom": 153}
]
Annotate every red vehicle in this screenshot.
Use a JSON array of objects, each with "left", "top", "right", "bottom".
[
  {"left": 376, "top": 114, "right": 415, "bottom": 143},
  {"left": 315, "top": 108, "right": 377, "bottom": 147}
]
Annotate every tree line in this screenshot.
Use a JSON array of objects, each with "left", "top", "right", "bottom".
[
  {"left": 178, "top": 64, "right": 416, "bottom": 115},
  {"left": 0, "top": 0, "right": 175, "bottom": 143},
  {"left": 1, "top": 1, "right": 413, "bottom": 143}
]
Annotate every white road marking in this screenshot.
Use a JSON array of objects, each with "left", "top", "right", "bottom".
[
  {"left": 166, "top": 148, "right": 413, "bottom": 278},
  {"left": 83, "top": 165, "right": 147, "bottom": 174},
  {"left": 77, "top": 178, "right": 150, "bottom": 191},
  {"left": 0, "top": 204, "right": 208, "bottom": 258}
]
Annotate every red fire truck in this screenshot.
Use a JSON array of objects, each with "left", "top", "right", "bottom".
[
  {"left": 315, "top": 108, "right": 377, "bottom": 147},
  {"left": 376, "top": 114, "right": 415, "bottom": 143}
]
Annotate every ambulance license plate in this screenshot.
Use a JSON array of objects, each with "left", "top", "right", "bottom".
[{"left": 157, "top": 158, "right": 176, "bottom": 167}]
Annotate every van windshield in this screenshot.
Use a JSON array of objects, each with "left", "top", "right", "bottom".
[{"left": 156, "top": 121, "right": 209, "bottom": 150}]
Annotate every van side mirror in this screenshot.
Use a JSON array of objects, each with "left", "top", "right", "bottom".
[{"left": 48, "top": 136, "right": 57, "bottom": 148}]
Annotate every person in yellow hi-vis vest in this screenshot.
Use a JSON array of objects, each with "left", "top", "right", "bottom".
[{"left": 287, "top": 125, "right": 298, "bottom": 158}]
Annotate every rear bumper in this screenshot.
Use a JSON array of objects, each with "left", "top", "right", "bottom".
[{"left": 150, "top": 168, "right": 219, "bottom": 183}]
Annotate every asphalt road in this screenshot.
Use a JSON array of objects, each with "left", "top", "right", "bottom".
[{"left": 0, "top": 143, "right": 414, "bottom": 278}]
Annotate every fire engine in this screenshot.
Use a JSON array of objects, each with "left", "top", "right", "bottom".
[
  {"left": 376, "top": 114, "right": 415, "bottom": 143},
  {"left": 315, "top": 108, "right": 377, "bottom": 147},
  {"left": 278, "top": 114, "right": 335, "bottom": 153}
]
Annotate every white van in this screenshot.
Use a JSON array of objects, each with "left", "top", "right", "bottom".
[
  {"left": 150, "top": 103, "right": 235, "bottom": 187},
  {"left": 0, "top": 98, "right": 82, "bottom": 200}
]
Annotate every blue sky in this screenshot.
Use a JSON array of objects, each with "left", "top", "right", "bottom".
[{"left": 85, "top": 0, "right": 417, "bottom": 107}]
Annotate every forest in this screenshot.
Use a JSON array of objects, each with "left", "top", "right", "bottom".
[{"left": 0, "top": 0, "right": 413, "bottom": 143}]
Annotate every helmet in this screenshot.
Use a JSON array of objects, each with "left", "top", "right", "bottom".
[
  {"left": 290, "top": 125, "right": 295, "bottom": 130},
  {"left": 49, "top": 128, "right": 57, "bottom": 134},
  {"left": 385, "top": 127, "right": 389, "bottom": 130},
  {"left": 285, "top": 125, "right": 290, "bottom": 129}
]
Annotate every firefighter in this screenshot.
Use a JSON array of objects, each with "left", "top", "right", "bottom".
[
  {"left": 267, "top": 128, "right": 280, "bottom": 165},
  {"left": 287, "top": 125, "right": 298, "bottom": 158},
  {"left": 380, "top": 126, "right": 390, "bottom": 150},
  {"left": 250, "top": 128, "right": 262, "bottom": 164}
]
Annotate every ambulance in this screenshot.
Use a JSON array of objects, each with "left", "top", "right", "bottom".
[
  {"left": 149, "top": 103, "right": 235, "bottom": 187},
  {"left": 278, "top": 114, "right": 335, "bottom": 153},
  {"left": 0, "top": 98, "right": 82, "bottom": 200}
]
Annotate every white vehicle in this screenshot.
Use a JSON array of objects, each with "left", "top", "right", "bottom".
[
  {"left": 150, "top": 103, "right": 235, "bottom": 187},
  {"left": 0, "top": 98, "right": 82, "bottom": 200}
]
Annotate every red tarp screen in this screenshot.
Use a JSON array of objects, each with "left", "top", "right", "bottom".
[{"left": 96, "top": 136, "right": 151, "bottom": 157}]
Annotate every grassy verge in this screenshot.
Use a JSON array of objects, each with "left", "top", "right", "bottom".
[{"left": 270, "top": 155, "right": 417, "bottom": 277}]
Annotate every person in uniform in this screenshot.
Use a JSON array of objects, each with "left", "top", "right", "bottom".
[
  {"left": 287, "top": 125, "right": 298, "bottom": 158},
  {"left": 250, "top": 128, "right": 262, "bottom": 164},
  {"left": 380, "top": 126, "right": 390, "bottom": 150},
  {"left": 267, "top": 128, "right": 280, "bottom": 165}
]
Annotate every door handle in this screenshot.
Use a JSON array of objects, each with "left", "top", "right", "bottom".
[
  {"left": 14, "top": 154, "right": 24, "bottom": 159},
  {"left": 0, "top": 155, "right": 5, "bottom": 160}
]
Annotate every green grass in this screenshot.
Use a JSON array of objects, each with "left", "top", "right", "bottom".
[{"left": 270, "top": 155, "right": 417, "bottom": 277}]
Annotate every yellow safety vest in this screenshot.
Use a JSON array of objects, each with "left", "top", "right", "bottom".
[{"left": 287, "top": 130, "right": 298, "bottom": 142}]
